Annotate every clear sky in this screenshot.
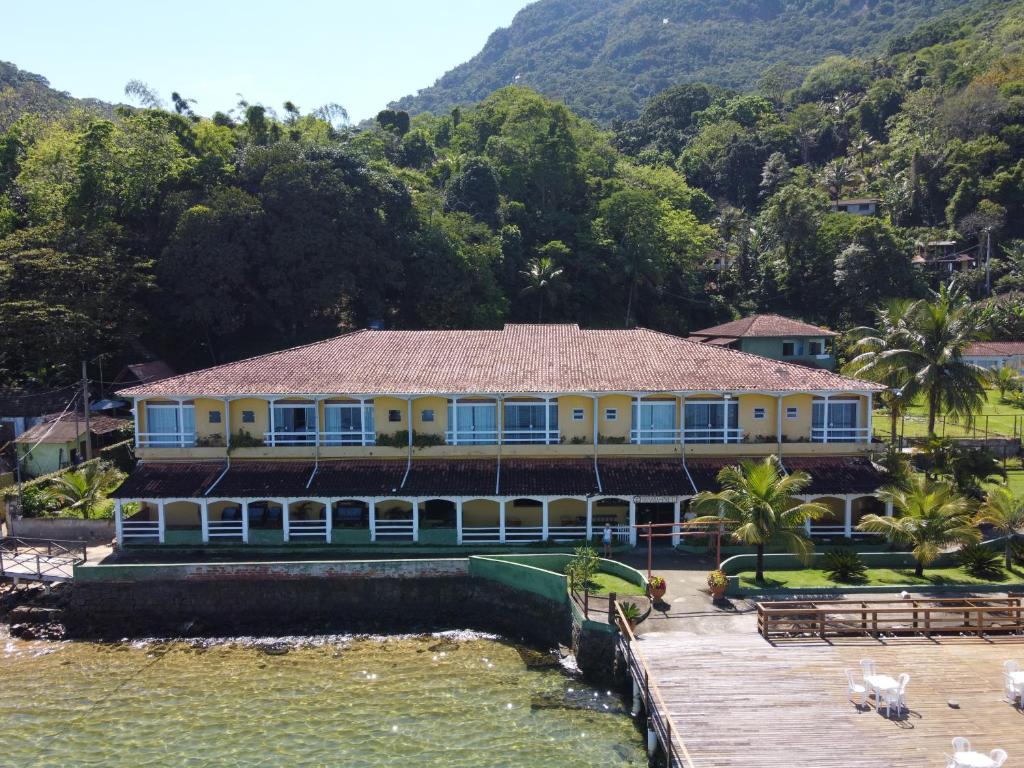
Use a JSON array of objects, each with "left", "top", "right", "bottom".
[{"left": 2, "top": 0, "right": 534, "bottom": 122}]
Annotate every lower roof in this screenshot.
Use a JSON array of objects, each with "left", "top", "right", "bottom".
[{"left": 112, "top": 456, "right": 887, "bottom": 501}]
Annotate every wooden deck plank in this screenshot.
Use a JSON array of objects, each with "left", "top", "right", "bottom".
[{"left": 637, "top": 630, "right": 1024, "bottom": 768}]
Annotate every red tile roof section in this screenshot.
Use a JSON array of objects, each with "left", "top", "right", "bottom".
[
  {"left": 117, "top": 324, "right": 876, "bottom": 397},
  {"left": 965, "top": 341, "right": 1024, "bottom": 357},
  {"left": 691, "top": 314, "right": 837, "bottom": 340}
]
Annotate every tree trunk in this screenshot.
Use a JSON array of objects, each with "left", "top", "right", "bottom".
[
  {"left": 1007, "top": 538, "right": 1014, "bottom": 571},
  {"left": 914, "top": 559, "right": 924, "bottom": 578},
  {"left": 927, "top": 389, "right": 938, "bottom": 438},
  {"left": 890, "top": 408, "right": 898, "bottom": 446},
  {"left": 756, "top": 544, "right": 765, "bottom": 583}
]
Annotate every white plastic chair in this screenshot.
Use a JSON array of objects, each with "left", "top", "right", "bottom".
[
  {"left": 845, "top": 669, "right": 867, "bottom": 708},
  {"left": 952, "top": 737, "right": 971, "bottom": 754},
  {"left": 884, "top": 672, "right": 910, "bottom": 716},
  {"left": 860, "top": 658, "right": 876, "bottom": 677},
  {"left": 990, "top": 748, "right": 1008, "bottom": 767},
  {"left": 943, "top": 754, "right": 957, "bottom": 768},
  {"left": 1004, "top": 661, "right": 1021, "bottom": 705}
]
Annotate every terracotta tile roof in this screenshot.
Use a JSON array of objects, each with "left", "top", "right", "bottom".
[
  {"left": 401, "top": 459, "right": 497, "bottom": 497},
  {"left": 501, "top": 458, "right": 598, "bottom": 496},
  {"left": 310, "top": 460, "right": 407, "bottom": 497},
  {"left": 113, "top": 360, "right": 176, "bottom": 386},
  {"left": 686, "top": 455, "right": 887, "bottom": 496},
  {"left": 207, "top": 461, "right": 313, "bottom": 498},
  {"left": 14, "top": 413, "right": 130, "bottom": 444},
  {"left": 117, "top": 324, "right": 875, "bottom": 398},
  {"left": 690, "top": 314, "right": 837, "bottom": 340},
  {"left": 965, "top": 341, "right": 1024, "bottom": 357},
  {"left": 111, "top": 462, "right": 226, "bottom": 499},
  {"left": 598, "top": 459, "right": 696, "bottom": 497}
]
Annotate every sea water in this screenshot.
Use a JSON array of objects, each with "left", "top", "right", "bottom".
[{"left": 2, "top": 629, "right": 645, "bottom": 767}]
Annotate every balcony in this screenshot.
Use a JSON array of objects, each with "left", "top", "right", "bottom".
[
  {"left": 138, "top": 431, "right": 197, "bottom": 448},
  {"left": 630, "top": 427, "right": 745, "bottom": 445},
  {"left": 502, "top": 427, "right": 560, "bottom": 445},
  {"left": 263, "top": 430, "right": 377, "bottom": 447},
  {"left": 263, "top": 430, "right": 317, "bottom": 447},
  {"left": 445, "top": 428, "right": 498, "bottom": 445},
  {"left": 811, "top": 426, "right": 871, "bottom": 444}
]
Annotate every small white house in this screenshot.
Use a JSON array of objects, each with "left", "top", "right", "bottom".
[
  {"left": 963, "top": 341, "right": 1024, "bottom": 371},
  {"left": 832, "top": 198, "right": 880, "bottom": 216}
]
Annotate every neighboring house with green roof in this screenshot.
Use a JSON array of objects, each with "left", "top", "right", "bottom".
[{"left": 688, "top": 314, "right": 838, "bottom": 370}]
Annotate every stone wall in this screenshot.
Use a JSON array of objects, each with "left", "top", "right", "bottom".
[{"left": 10, "top": 516, "right": 114, "bottom": 544}]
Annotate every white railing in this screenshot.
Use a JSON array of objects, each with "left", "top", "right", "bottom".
[
  {"left": 461, "top": 526, "right": 502, "bottom": 543},
  {"left": 137, "top": 432, "right": 196, "bottom": 448},
  {"left": 546, "top": 525, "right": 589, "bottom": 541},
  {"left": 681, "top": 427, "right": 744, "bottom": 444},
  {"left": 808, "top": 524, "right": 880, "bottom": 538},
  {"left": 504, "top": 526, "right": 545, "bottom": 543},
  {"left": 320, "top": 430, "right": 376, "bottom": 446},
  {"left": 630, "top": 428, "right": 680, "bottom": 445},
  {"left": 445, "top": 429, "right": 499, "bottom": 445},
  {"left": 122, "top": 520, "right": 160, "bottom": 540},
  {"left": 288, "top": 519, "right": 329, "bottom": 540},
  {"left": 375, "top": 519, "right": 415, "bottom": 540},
  {"left": 502, "top": 429, "right": 560, "bottom": 445},
  {"left": 609, "top": 524, "right": 631, "bottom": 543},
  {"left": 263, "top": 431, "right": 317, "bottom": 447},
  {"left": 207, "top": 519, "right": 244, "bottom": 539},
  {"left": 810, "top": 426, "right": 870, "bottom": 443}
]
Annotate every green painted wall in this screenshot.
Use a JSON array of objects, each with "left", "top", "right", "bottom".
[
  {"left": 739, "top": 337, "right": 835, "bottom": 369},
  {"left": 468, "top": 556, "right": 569, "bottom": 604}
]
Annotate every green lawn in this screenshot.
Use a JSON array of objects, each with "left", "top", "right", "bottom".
[
  {"left": 875, "top": 389, "right": 1024, "bottom": 440},
  {"left": 737, "top": 565, "right": 1024, "bottom": 590},
  {"left": 585, "top": 572, "right": 647, "bottom": 596}
]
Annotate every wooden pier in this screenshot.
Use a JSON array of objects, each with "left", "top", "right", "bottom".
[
  {"left": 635, "top": 629, "right": 1024, "bottom": 768},
  {"left": 0, "top": 538, "right": 85, "bottom": 583}
]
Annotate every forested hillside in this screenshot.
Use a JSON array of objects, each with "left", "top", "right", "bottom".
[
  {"left": 0, "top": 61, "right": 114, "bottom": 130},
  {"left": 395, "top": 0, "right": 1003, "bottom": 123},
  {"left": 1, "top": 0, "right": 1023, "bottom": 392}
]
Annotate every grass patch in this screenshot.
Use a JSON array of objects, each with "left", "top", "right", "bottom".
[
  {"left": 736, "top": 565, "right": 1024, "bottom": 590},
  {"left": 875, "top": 388, "right": 1024, "bottom": 440},
  {"left": 584, "top": 572, "right": 646, "bottom": 596}
]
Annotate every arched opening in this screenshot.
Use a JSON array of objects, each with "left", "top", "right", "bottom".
[
  {"left": 287, "top": 499, "right": 329, "bottom": 542},
  {"left": 808, "top": 496, "right": 845, "bottom": 539},
  {"left": 506, "top": 498, "right": 544, "bottom": 543},
  {"left": 162, "top": 500, "right": 202, "bottom": 545},
  {"left": 852, "top": 496, "right": 885, "bottom": 535},
  {"left": 593, "top": 497, "right": 630, "bottom": 543},
  {"left": 419, "top": 498, "right": 457, "bottom": 546},
  {"left": 375, "top": 499, "right": 415, "bottom": 542},
  {"left": 207, "top": 499, "right": 245, "bottom": 541},
  {"left": 549, "top": 498, "right": 587, "bottom": 541},
  {"left": 462, "top": 498, "right": 501, "bottom": 544},
  {"left": 246, "top": 499, "right": 285, "bottom": 529}
]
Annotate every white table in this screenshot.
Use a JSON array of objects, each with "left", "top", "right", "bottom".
[
  {"left": 1009, "top": 670, "right": 1024, "bottom": 689},
  {"left": 953, "top": 751, "right": 997, "bottom": 768},
  {"left": 864, "top": 673, "right": 898, "bottom": 699}
]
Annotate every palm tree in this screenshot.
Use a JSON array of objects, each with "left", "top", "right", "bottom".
[
  {"left": 975, "top": 485, "right": 1024, "bottom": 568},
  {"left": 989, "top": 365, "right": 1021, "bottom": 401},
  {"left": 520, "top": 256, "right": 564, "bottom": 322},
  {"left": 688, "top": 456, "right": 828, "bottom": 583},
  {"left": 844, "top": 299, "right": 916, "bottom": 445},
  {"left": 858, "top": 476, "right": 979, "bottom": 577},
  {"left": 821, "top": 158, "right": 854, "bottom": 204},
  {"left": 41, "top": 462, "right": 123, "bottom": 519}
]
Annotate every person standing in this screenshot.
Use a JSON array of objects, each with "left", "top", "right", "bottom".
[{"left": 602, "top": 522, "right": 613, "bottom": 557}]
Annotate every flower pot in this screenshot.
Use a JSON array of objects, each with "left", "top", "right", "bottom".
[
  {"left": 710, "top": 585, "right": 726, "bottom": 601},
  {"left": 650, "top": 583, "right": 667, "bottom": 601}
]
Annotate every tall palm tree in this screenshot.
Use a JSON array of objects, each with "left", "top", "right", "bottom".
[
  {"left": 41, "top": 462, "right": 123, "bottom": 519},
  {"left": 975, "top": 485, "right": 1024, "bottom": 569},
  {"left": 989, "top": 365, "right": 1021, "bottom": 401},
  {"left": 858, "top": 476, "right": 979, "bottom": 576},
  {"left": 880, "top": 285, "right": 987, "bottom": 437},
  {"left": 844, "top": 299, "right": 916, "bottom": 445},
  {"left": 688, "top": 456, "right": 828, "bottom": 583},
  {"left": 520, "top": 256, "right": 564, "bottom": 322},
  {"left": 821, "top": 158, "right": 854, "bottom": 204}
]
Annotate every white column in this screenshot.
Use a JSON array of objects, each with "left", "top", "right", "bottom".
[
  {"left": 283, "top": 499, "right": 291, "bottom": 543},
  {"left": 241, "top": 500, "right": 250, "bottom": 544},
  {"left": 542, "top": 498, "right": 549, "bottom": 541},
  {"left": 586, "top": 497, "right": 593, "bottom": 541},
  {"left": 456, "top": 499, "right": 464, "bottom": 545},
  {"left": 722, "top": 395, "right": 730, "bottom": 444},
  {"left": 544, "top": 396, "right": 552, "bottom": 444},
  {"left": 323, "top": 498, "right": 332, "bottom": 544},
  {"left": 499, "top": 500, "right": 506, "bottom": 544},
  {"left": 628, "top": 499, "right": 637, "bottom": 546},
  {"left": 843, "top": 496, "right": 853, "bottom": 539},
  {"left": 776, "top": 395, "right": 783, "bottom": 444},
  {"left": 407, "top": 399, "right": 413, "bottom": 447},
  {"left": 866, "top": 393, "right": 873, "bottom": 444},
  {"left": 885, "top": 500, "right": 894, "bottom": 518},
  {"left": 315, "top": 400, "right": 322, "bottom": 447},
  {"left": 200, "top": 499, "right": 210, "bottom": 543},
  {"left": 412, "top": 499, "right": 419, "bottom": 542},
  {"left": 450, "top": 397, "right": 459, "bottom": 446},
  {"left": 822, "top": 395, "right": 830, "bottom": 444},
  {"left": 114, "top": 499, "right": 124, "bottom": 547},
  {"left": 223, "top": 397, "right": 231, "bottom": 447},
  {"left": 805, "top": 514, "right": 812, "bottom": 535},
  {"left": 672, "top": 499, "right": 681, "bottom": 547},
  {"left": 132, "top": 400, "right": 141, "bottom": 449},
  {"left": 679, "top": 395, "right": 686, "bottom": 445},
  {"left": 633, "top": 394, "right": 642, "bottom": 444},
  {"left": 157, "top": 500, "right": 166, "bottom": 544},
  {"left": 592, "top": 395, "right": 599, "bottom": 447},
  {"left": 369, "top": 499, "right": 377, "bottom": 542},
  {"left": 268, "top": 398, "right": 277, "bottom": 447},
  {"left": 177, "top": 398, "right": 186, "bottom": 447}
]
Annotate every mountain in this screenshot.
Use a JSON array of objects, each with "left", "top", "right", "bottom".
[
  {"left": 0, "top": 61, "right": 115, "bottom": 129},
  {"left": 394, "top": 0, "right": 1012, "bottom": 123}
]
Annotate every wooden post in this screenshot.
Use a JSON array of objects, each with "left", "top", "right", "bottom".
[{"left": 608, "top": 592, "right": 616, "bottom": 624}]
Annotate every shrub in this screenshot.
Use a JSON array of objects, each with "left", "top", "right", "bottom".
[
  {"left": 618, "top": 601, "right": 641, "bottom": 625},
  {"left": 822, "top": 549, "right": 868, "bottom": 583},
  {"left": 707, "top": 569, "right": 728, "bottom": 590},
  {"left": 229, "top": 429, "right": 264, "bottom": 449},
  {"left": 566, "top": 544, "right": 599, "bottom": 591},
  {"left": 957, "top": 545, "right": 1003, "bottom": 579},
  {"left": 376, "top": 430, "right": 445, "bottom": 448}
]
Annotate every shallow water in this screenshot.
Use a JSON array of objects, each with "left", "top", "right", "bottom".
[{"left": 2, "top": 630, "right": 645, "bottom": 767}]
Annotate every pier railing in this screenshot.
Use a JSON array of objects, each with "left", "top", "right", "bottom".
[
  {"left": 570, "top": 587, "right": 618, "bottom": 624},
  {"left": 758, "top": 597, "right": 1024, "bottom": 640},
  {"left": 0, "top": 537, "right": 86, "bottom": 583},
  {"left": 615, "top": 601, "right": 687, "bottom": 768}
]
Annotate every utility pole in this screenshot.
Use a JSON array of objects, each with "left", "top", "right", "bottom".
[{"left": 81, "top": 360, "right": 92, "bottom": 461}]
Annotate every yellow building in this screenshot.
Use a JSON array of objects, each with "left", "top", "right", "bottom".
[{"left": 111, "top": 324, "right": 889, "bottom": 549}]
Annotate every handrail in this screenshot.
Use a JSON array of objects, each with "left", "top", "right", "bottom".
[
  {"left": 0, "top": 536, "right": 86, "bottom": 561},
  {"left": 615, "top": 600, "right": 690, "bottom": 768}
]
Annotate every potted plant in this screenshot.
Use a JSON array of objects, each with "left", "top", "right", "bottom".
[
  {"left": 648, "top": 575, "right": 667, "bottom": 600},
  {"left": 707, "top": 569, "right": 728, "bottom": 601},
  {"left": 617, "top": 601, "right": 641, "bottom": 631}
]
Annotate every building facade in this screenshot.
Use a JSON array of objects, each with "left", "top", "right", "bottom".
[
  {"left": 964, "top": 341, "right": 1024, "bottom": 372},
  {"left": 111, "top": 324, "right": 889, "bottom": 549},
  {"left": 688, "top": 314, "right": 838, "bottom": 370}
]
